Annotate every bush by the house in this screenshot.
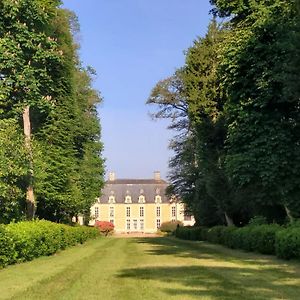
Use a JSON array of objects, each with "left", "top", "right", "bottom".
[
  {"left": 0, "top": 220, "right": 99, "bottom": 268},
  {"left": 160, "top": 221, "right": 183, "bottom": 233},
  {"left": 94, "top": 220, "right": 114, "bottom": 236}
]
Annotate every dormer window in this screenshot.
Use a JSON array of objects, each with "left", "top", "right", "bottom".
[
  {"left": 155, "top": 195, "right": 162, "bottom": 204},
  {"left": 108, "top": 195, "right": 115, "bottom": 204},
  {"left": 125, "top": 195, "right": 132, "bottom": 203},
  {"left": 138, "top": 195, "right": 145, "bottom": 203}
]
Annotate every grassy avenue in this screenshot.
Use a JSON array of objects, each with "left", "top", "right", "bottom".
[{"left": 0, "top": 237, "right": 299, "bottom": 300}]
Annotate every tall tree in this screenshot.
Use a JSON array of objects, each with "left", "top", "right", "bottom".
[
  {"left": 0, "top": 0, "right": 64, "bottom": 219},
  {"left": 212, "top": 0, "right": 300, "bottom": 220}
]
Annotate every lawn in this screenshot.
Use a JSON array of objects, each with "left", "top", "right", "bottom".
[{"left": 0, "top": 236, "right": 299, "bottom": 300}]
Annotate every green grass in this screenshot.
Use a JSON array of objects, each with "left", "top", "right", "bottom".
[{"left": 0, "top": 236, "right": 299, "bottom": 299}]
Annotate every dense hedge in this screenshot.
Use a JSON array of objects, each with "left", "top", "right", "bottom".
[
  {"left": 0, "top": 220, "right": 99, "bottom": 268},
  {"left": 175, "top": 223, "right": 300, "bottom": 260},
  {"left": 159, "top": 221, "right": 183, "bottom": 233}
]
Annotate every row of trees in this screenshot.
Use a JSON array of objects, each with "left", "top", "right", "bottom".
[
  {"left": 148, "top": 0, "right": 300, "bottom": 226},
  {"left": 0, "top": 0, "right": 104, "bottom": 224}
]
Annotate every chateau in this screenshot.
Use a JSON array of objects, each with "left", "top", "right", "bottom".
[{"left": 89, "top": 171, "right": 194, "bottom": 233}]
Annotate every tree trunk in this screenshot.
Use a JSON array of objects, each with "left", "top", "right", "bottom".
[
  {"left": 224, "top": 211, "right": 234, "bottom": 226},
  {"left": 23, "top": 105, "right": 36, "bottom": 219},
  {"left": 284, "top": 205, "right": 294, "bottom": 223}
]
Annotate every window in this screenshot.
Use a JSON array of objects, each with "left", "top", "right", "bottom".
[
  {"left": 108, "top": 195, "right": 115, "bottom": 204},
  {"left": 138, "top": 195, "right": 145, "bottom": 203},
  {"left": 94, "top": 207, "right": 99, "bottom": 218},
  {"left": 133, "top": 219, "right": 137, "bottom": 230},
  {"left": 156, "top": 206, "right": 161, "bottom": 217},
  {"left": 139, "top": 206, "right": 144, "bottom": 217},
  {"left": 126, "top": 206, "right": 131, "bottom": 218},
  {"left": 156, "top": 219, "right": 161, "bottom": 229},
  {"left": 155, "top": 195, "right": 162, "bottom": 204},
  {"left": 126, "top": 219, "right": 130, "bottom": 230},
  {"left": 110, "top": 219, "right": 114, "bottom": 225},
  {"left": 125, "top": 195, "right": 132, "bottom": 203},
  {"left": 109, "top": 207, "right": 114, "bottom": 218},
  {"left": 172, "top": 206, "right": 176, "bottom": 218},
  {"left": 140, "top": 219, "right": 144, "bottom": 231}
]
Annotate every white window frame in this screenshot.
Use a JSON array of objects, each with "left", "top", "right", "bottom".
[
  {"left": 109, "top": 206, "right": 114, "bottom": 218},
  {"left": 126, "top": 206, "right": 131, "bottom": 218},
  {"left": 139, "top": 206, "right": 144, "bottom": 217},
  {"left": 138, "top": 195, "right": 145, "bottom": 203},
  {"left": 126, "top": 219, "right": 131, "bottom": 230},
  {"left": 125, "top": 195, "right": 132, "bottom": 203},
  {"left": 155, "top": 195, "right": 162, "bottom": 204},
  {"left": 94, "top": 207, "right": 99, "bottom": 219},
  {"left": 140, "top": 219, "right": 144, "bottom": 231},
  {"left": 156, "top": 206, "right": 161, "bottom": 217},
  {"left": 156, "top": 219, "right": 161, "bottom": 229},
  {"left": 108, "top": 195, "right": 115, "bottom": 204}
]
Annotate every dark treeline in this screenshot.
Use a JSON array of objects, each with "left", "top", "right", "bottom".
[
  {"left": 0, "top": 0, "right": 104, "bottom": 224},
  {"left": 147, "top": 0, "right": 300, "bottom": 226}
]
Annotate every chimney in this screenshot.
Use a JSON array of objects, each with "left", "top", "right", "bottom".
[
  {"left": 154, "top": 171, "right": 161, "bottom": 181},
  {"left": 108, "top": 172, "right": 115, "bottom": 181}
]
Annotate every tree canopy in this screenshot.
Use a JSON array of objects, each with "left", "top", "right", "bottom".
[{"left": 0, "top": 0, "right": 104, "bottom": 224}]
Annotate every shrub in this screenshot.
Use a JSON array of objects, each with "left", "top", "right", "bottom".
[
  {"left": 160, "top": 221, "right": 183, "bottom": 233},
  {"left": 275, "top": 227, "right": 300, "bottom": 259},
  {"left": 0, "top": 225, "right": 17, "bottom": 267},
  {"left": 0, "top": 220, "right": 99, "bottom": 268},
  {"left": 94, "top": 221, "right": 114, "bottom": 236},
  {"left": 175, "top": 226, "right": 208, "bottom": 241},
  {"left": 222, "top": 226, "right": 238, "bottom": 248},
  {"left": 248, "top": 216, "right": 268, "bottom": 226},
  {"left": 249, "top": 224, "right": 281, "bottom": 254},
  {"left": 207, "top": 226, "right": 227, "bottom": 244}
]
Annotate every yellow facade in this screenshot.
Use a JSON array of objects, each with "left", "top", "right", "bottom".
[
  {"left": 90, "top": 201, "right": 194, "bottom": 233},
  {"left": 89, "top": 172, "right": 195, "bottom": 233}
]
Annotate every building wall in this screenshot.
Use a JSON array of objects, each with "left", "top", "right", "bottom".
[{"left": 89, "top": 202, "right": 195, "bottom": 233}]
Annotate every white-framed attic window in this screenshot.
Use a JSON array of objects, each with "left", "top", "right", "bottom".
[
  {"left": 155, "top": 195, "right": 162, "bottom": 204},
  {"left": 138, "top": 195, "right": 145, "bottom": 203},
  {"left": 125, "top": 195, "right": 132, "bottom": 203},
  {"left": 108, "top": 195, "right": 115, "bottom": 204}
]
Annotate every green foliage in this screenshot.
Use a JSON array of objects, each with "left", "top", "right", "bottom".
[
  {"left": 0, "top": 220, "right": 99, "bottom": 268},
  {"left": 275, "top": 227, "right": 300, "bottom": 259},
  {"left": 248, "top": 216, "right": 268, "bottom": 226},
  {"left": 206, "top": 226, "right": 227, "bottom": 244},
  {"left": 213, "top": 0, "right": 300, "bottom": 218},
  {"left": 175, "top": 226, "right": 208, "bottom": 241},
  {"left": 0, "top": 2, "right": 104, "bottom": 223},
  {"left": 159, "top": 221, "right": 183, "bottom": 233},
  {"left": 0, "top": 119, "right": 28, "bottom": 223}
]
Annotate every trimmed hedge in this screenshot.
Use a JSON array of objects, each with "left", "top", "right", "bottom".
[
  {"left": 159, "top": 221, "right": 183, "bottom": 233},
  {"left": 175, "top": 226, "right": 208, "bottom": 241},
  {"left": 276, "top": 227, "right": 300, "bottom": 259},
  {"left": 175, "top": 223, "right": 300, "bottom": 260},
  {"left": 0, "top": 220, "right": 99, "bottom": 268}
]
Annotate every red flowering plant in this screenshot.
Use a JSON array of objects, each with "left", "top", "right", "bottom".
[{"left": 94, "top": 221, "right": 114, "bottom": 236}]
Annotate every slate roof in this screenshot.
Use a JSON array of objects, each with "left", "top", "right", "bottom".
[{"left": 100, "top": 178, "right": 170, "bottom": 204}]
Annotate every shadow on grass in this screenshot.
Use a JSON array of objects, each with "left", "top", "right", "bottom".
[
  {"left": 133, "top": 236, "right": 300, "bottom": 268},
  {"left": 118, "top": 237, "right": 300, "bottom": 300}
]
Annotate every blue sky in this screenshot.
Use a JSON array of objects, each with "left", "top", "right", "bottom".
[{"left": 62, "top": 0, "right": 212, "bottom": 180}]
